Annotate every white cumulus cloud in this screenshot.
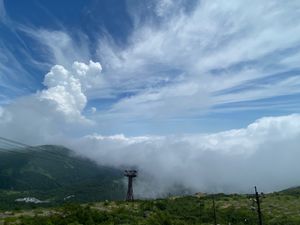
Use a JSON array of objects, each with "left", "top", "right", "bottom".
[
  {"left": 63, "top": 114, "right": 300, "bottom": 197},
  {"left": 0, "top": 61, "right": 103, "bottom": 143},
  {"left": 0, "top": 0, "right": 300, "bottom": 198}
]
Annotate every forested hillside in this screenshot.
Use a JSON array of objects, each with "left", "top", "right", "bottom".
[{"left": 0, "top": 145, "right": 125, "bottom": 209}]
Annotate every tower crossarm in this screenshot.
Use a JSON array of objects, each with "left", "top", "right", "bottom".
[{"left": 124, "top": 170, "right": 137, "bottom": 177}]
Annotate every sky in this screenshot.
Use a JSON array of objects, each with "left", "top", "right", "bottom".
[{"left": 0, "top": 0, "right": 300, "bottom": 196}]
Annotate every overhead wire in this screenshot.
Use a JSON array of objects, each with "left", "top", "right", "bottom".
[{"left": 0, "top": 136, "right": 92, "bottom": 167}]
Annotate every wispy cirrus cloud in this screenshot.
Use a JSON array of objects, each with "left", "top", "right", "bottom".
[
  {"left": 3, "top": 0, "right": 299, "bottom": 122},
  {"left": 0, "top": 0, "right": 8, "bottom": 24},
  {"left": 0, "top": 0, "right": 300, "bottom": 195},
  {"left": 2, "top": 0, "right": 297, "bottom": 133},
  {"left": 22, "top": 29, "right": 90, "bottom": 67},
  {"left": 92, "top": 0, "right": 300, "bottom": 122}
]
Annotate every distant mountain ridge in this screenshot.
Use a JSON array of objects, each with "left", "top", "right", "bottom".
[
  {"left": 279, "top": 186, "right": 300, "bottom": 195},
  {"left": 0, "top": 145, "right": 125, "bottom": 209}
]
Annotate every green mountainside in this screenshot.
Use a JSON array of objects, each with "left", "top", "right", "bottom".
[
  {"left": 1, "top": 145, "right": 300, "bottom": 224},
  {"left": 279, "top": 186, "right": 300, "bottom": 196},
  {"left": 0, "top": 145, "right": 125, "bottom": 209}
]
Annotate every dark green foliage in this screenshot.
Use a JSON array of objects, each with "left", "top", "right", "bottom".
[
  {"left": 0, "top": 145, "right": 125, "bottom": 210},
  {"left": 2, "top": 193, "right": 300, "bottom": 225},
  {"left": 2, "top": 145, "right": 300, "bottom": 224},
  {"left": 280, "top": 186, "right": 300, "bottom": 196}
]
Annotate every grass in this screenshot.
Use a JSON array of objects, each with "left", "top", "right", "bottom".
[{"left": 1, "top": 191, "right": 300, "bottom": 224}]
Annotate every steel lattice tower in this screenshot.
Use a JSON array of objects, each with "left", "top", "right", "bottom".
[{"left": 124, "top": 170, "right": 137, "bottom": 201}]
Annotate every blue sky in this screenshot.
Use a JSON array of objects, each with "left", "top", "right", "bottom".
[
  {"left": 1, "top": 0, "right": 300, "bottom": 136},
  {"left": 1, "top": 0, "right": 300, "bottom": 194}
]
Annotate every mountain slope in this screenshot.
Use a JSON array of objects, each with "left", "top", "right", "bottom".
[
  {"left": 279, "top": 186, "right": 300, "bottom": 196},
  {"left": 0, "top": 145, "right": 125, "bottom": 209}
]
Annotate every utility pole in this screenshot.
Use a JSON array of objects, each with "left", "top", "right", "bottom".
[
  {"left": 254, "top": 186, "right": 263, "bottom": 225},
  {"left": 124, "top": 170, "right": 137, "bottom": 201},
  {"left": 198, "top": 200, "right": 204, "bottom": 222},
  {"left": 212, "top": 195, "right": 217, "bottom": 225}
]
